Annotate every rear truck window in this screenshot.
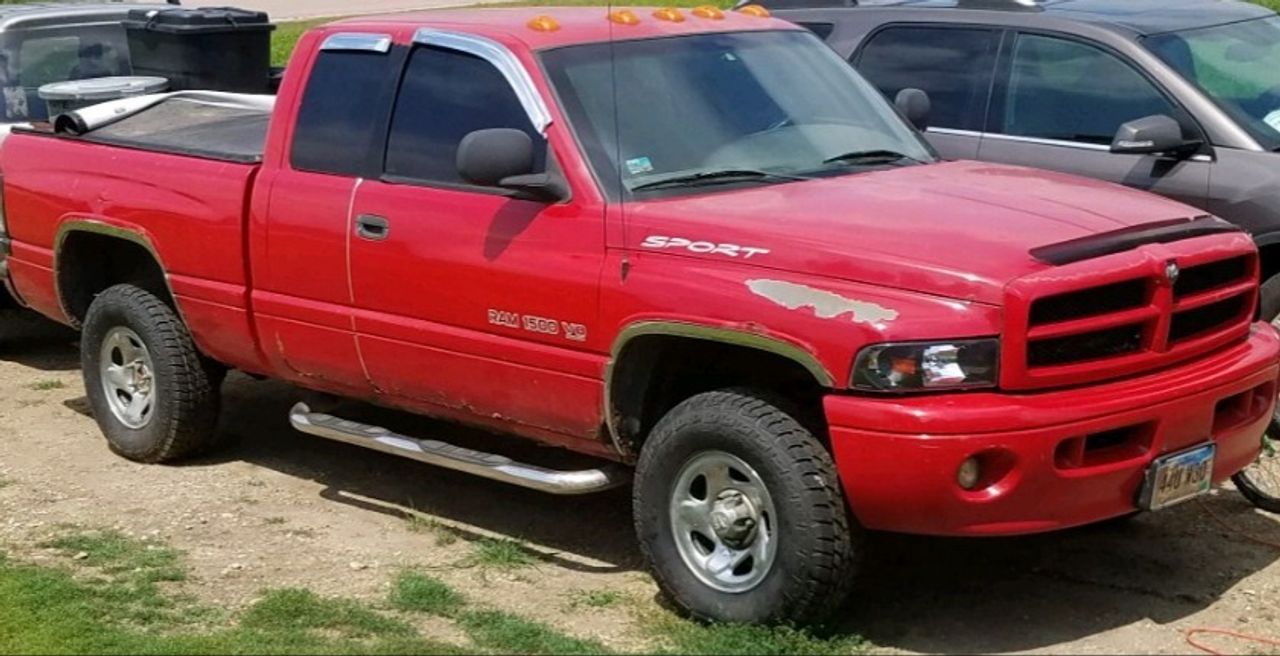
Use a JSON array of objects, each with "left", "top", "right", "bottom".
[
  {"left": 290, "top": 48, "right": 399, "bottom": 177},
  {"left": 0, "top": 26, "right": 130, "bottom": 122},
  {"left": 384, "top": 46, "right": 546, "bottom": 185}
]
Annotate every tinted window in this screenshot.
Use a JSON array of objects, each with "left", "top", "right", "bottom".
[
  {"left": 1145, "top": 17, "right": 1280, "bottom": 150},
  {"left": 856, "top": 27, "right": 999, "bottom": 131},
  {"left": 291, "top": 50, "right": 396, "bottom": 176},
  {"left": 1002, "top": 34, "right": 1176, "bottom": 144},
  {"left": 0, "top": 26, "right": 130, "bottom": 122},
  {"left": 384, "top": 46, "right": 545, "bottom": 185}
]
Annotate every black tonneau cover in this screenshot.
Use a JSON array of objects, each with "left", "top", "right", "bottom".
[{"left": 81, "top": 96, "right": 270, "bottom": 164}]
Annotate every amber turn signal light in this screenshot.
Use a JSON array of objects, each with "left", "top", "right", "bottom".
[
  {"left": 527, "top": 15, "right": 560, "bottom": 31},
  {"left": 692, "top": 5, "right": 725, "bottom": 19},
  {"left": 653, "top": 7, "right": 686, "bottom": 22},
  {"left": 736, "top": 4, "right": 770, "bottom": 17},
  {"left": 608, "top": 9, "right": 641, "bottom": 25}
]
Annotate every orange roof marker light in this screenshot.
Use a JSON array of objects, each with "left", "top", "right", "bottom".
[
  {"left": 608, "top": 9, "right": 642, "bottom": 25},
  {"left": 653, "top": 7, "right": 686, "bottom": 22},
  {"left": 736, "top": 4, "right": 771, "bottom": 17},
  {"left": 527, "top": 15, "right": 561, "bottom": 32},
  {"left": 692, "top": 5, "right": 725, "bottom": 19}
]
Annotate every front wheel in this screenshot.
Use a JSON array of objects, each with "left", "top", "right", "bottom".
[{"left": 633, "top": 390, "right": 860, "bottom": 624}]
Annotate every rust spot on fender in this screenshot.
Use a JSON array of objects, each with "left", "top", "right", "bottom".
[{"left": 746, "top": 279, "right": 899, "bottom": 325}]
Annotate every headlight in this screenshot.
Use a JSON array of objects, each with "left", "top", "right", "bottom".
[{"left": 852, "top": 339, "right": 999, "bottom": 392}]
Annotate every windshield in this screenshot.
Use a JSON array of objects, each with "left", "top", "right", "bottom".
[
  {"left": 1145, "top": 17, "right": 1280, "bottom": 150},
  {"left": 541, "top": 30, "right": 935, "bottom": 198},
  {"left": 0, "top": 26, "right": 131, "bottom": 123}
]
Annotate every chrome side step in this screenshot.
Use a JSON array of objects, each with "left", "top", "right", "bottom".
[{"left": 288, "top": 403, "right": 630, "bottom": 495}]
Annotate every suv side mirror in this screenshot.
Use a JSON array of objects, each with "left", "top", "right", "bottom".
[
  {"left": 895, "top": 88, "right": 930, "bottom": 131},
  {"left": 456, "top": 128, "right": 566, "bottom": 202},
  {"left": 1111, "top": 114, "right": 1202, "bottom": 157}
]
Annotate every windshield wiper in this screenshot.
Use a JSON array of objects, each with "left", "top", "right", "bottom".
[
  {"left": 630, "top": 169, "right": 807, "bottom": 192},
  {"left": 823, "top": 149, "right": 924, "bottom": 166}
]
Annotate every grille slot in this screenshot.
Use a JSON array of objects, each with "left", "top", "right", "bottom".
[
  {"left": 1170, "top": 296, "right": 1248, "bottom": 343},
  {"left": 1027, "top": 324, "right": 1144, "bottom": 367},
  {"left": 1174, "top": 256, "right": 1249, "bottom": 299},
  {"left": 1030, "top": 279, "right": 1147, "bottom": 325}
]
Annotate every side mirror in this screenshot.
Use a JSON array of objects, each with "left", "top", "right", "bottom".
[
  {"left": 895, "top": 88, "right": 930, "bottom": 131},
  {"left": 1111, "top": 114, "right": 1201, "bottom": 157},
  {"left": 456, "top": 128, "right": 566, "bottom": 201}
]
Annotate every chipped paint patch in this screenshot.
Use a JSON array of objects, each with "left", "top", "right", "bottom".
[{"left": 747, "top": 279, "right": 899, "bottom": 324}]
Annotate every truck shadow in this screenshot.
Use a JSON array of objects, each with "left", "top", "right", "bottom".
[{"left": 66, "top": 370, "right": 1280, "bottom": 651}]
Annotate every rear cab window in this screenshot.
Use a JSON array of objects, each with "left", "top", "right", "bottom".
[
  {"left": 854, "top": 25, "right": 1001, "bottom": 132},
  {"left": 290, "top": 46, "right": 401, "bottom": 177}
]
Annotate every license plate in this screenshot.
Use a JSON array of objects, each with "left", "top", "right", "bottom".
[{"left": 1139, "top": 443, "right": 1216, "bottom": 511}]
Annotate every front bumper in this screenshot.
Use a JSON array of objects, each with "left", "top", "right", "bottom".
[{"left": 826, "top": 323, "right": 1280, "bottom": 536}]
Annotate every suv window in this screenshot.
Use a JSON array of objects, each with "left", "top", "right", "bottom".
[
  {"left": 856, "top": 26, "right": 999, "bottom": 131},
  {"left": 1000, "top": 34, "right": 1176, "bottom": 145},
  {"left": 384, "top": 46, "right": 545, "bottom": 186},
  {"left": 291, "top": 50, "right": 397, "bottom": 176}
]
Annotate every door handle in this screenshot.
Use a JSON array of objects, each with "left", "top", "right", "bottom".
[{"left": 355, "top": 214, "right": 390, "bottom": 241}]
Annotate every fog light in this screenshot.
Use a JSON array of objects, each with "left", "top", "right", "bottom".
[{"left": 957, "top": 457, "right": 981, "bottom": 490}]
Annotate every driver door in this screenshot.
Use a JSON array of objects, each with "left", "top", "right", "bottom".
[
  {"left": 979, "top": 31, "right": 1210, "bottom": 207},
  {"left": 347, "top": 37, "right": 606, "bottom": 438}
]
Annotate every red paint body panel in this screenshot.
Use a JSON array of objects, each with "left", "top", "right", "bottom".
[
  {"left": 1, "top": 13, "right": 1277, "bottom": 537},
  {"left": 828, "top": 326, "right": 1280, "bottom": 535}
]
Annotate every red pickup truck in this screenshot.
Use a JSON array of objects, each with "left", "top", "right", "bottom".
[{"left": 1, "top": 7, "right": 1276, "bottom": 624}]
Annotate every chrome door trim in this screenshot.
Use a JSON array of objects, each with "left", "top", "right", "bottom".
[{"left": 321, "top": 33, "right": 394, "bottom": 53}]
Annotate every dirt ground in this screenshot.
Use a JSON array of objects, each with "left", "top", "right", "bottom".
[{"left": 1, "top": 329, "right": 1279, "bottom": 655}]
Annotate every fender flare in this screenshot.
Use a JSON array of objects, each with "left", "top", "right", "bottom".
[
  {"left": 603, "top": 320, "right": 836, "bottom": 456},
  {"left": 53, "top": 219, "right": 177, "bottom": 328}
]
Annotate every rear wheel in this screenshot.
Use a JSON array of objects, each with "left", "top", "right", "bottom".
[
  {"left": 81, "top": 284, "right": 222, "bottom": 463},
  {"left": 633, "top": 389, "right": 859, "bottom": 624}
]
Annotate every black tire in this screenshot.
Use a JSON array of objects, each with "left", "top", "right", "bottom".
[
  {"left": 1233, "top": 438, "right": 1280, "bottom": 514},
  {"left": 1239, "top": 274, "right": 1280, "bottom": 512},
  {"left": 81, "top": 284, "right": 221, "bottom": 463},
  {"left": 633, "top": 389, "right": 860, "bottom": 625}
]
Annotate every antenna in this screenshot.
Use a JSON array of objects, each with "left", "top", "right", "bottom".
[{"left": 607, "top": 0, "right": 631, "bottom": 278}]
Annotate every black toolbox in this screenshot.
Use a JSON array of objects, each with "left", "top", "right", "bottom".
[{"left": 124, "top": 7, "right": 275, "bottom": 93}]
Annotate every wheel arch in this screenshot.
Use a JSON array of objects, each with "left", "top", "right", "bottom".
[
  {"left": 54, "top": 220, "right": 178, "bottom": 329},
  {"left": 605, "top": 321, "right": 836, "bottom": 458}
]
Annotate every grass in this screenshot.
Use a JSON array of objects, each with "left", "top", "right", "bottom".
[
  {"left": 390, "top": 571, "right": 610, "bottom": 655},
  {"left": 28, "top": 379, "right": 65, "bottom": 391},
  {"left": 566, "top": 588, "right": 626, "bottom": 609},
  {"left": 463, "top": 537, "right": 539, "bottom": 571}
]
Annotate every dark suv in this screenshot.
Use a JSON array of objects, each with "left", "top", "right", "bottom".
[{"left": 764, "top": 0, "right": 1280, "bottom": 320}]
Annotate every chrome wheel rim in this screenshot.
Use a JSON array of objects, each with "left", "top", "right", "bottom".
[
  {"left": 1242, "top": 435, "right": 1280, "bottom": 501},
  {"left": 669, "top": 451, "right": 778, "bottom": 593},
  {"left": 100, "top": 326, "right": 155, "bottom": 429}
]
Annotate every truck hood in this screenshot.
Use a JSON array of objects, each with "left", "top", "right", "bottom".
[{"left": 625, "top": 160, "right": 1205, "bottom": 304}]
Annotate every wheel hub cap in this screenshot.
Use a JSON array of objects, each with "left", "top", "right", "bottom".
[
  {"left": 669, "top": 451, "right": 778, "bottom": 594},
  {"left": 100, "top": 326, "right": 156, "bottom": 429},
  {"left": 709, "top": 490, "right": 759, "bottom": 547}
]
